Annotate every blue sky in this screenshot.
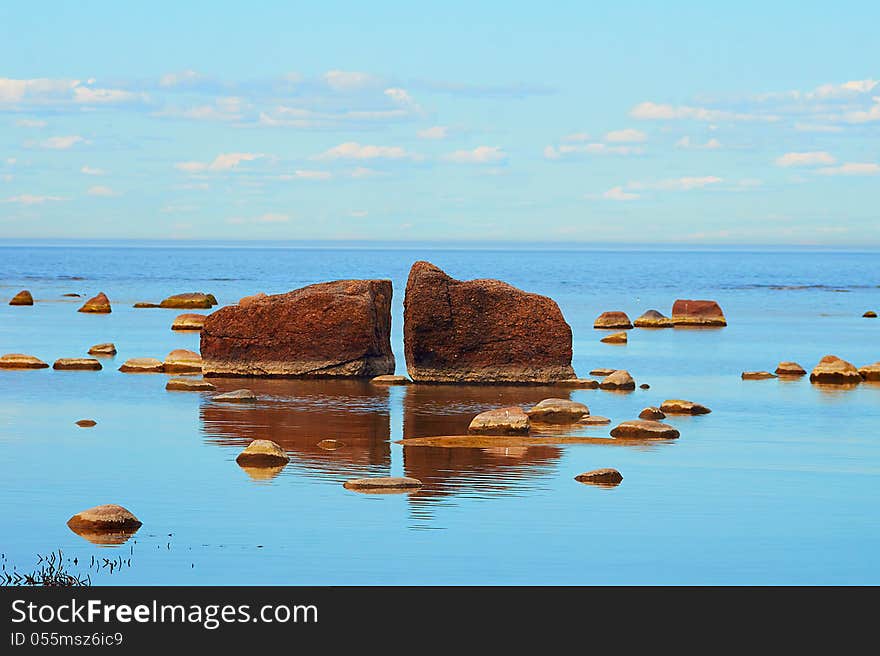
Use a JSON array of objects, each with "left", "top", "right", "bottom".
[{"left": 1, "top": 1, "right": 878, "bottom": 245}]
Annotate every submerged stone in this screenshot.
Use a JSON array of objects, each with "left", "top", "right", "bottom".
[
  {"left": 9, "top": 290, "right": 33, "bottom": 306},
  {"left": 575, "top": 468, "right": 623, "bottom": 486},
  {"left": 88, "top": 343, "right": 117, "bottom": 356},
  {"left": 599, "top": 370, "right": 635, "bottom": 390},
  {"left": 593, "top": 311, "right": 633, "bottom": 329},
  {"left": 53, "top": 358, "right": 102, "bottom": 371},
  {"left": 526, "top": 398, "right": 589, "bottom": 424},
  {"left": 78, "top": 292, "right": 111, "bottom": 313},
  {"left": 600, "top": 331, "right": 628, "bottom": 344},
  {"left": 165, "top": 377, "right": 216, "bottom": 392},
  {"left": 0, "top": 353, "right": 49, "bottom": 369},
  {"left": 809, "top": 354, "right": 862, "bottom": 385},
  {"left": 213, "top": 389, "right": 258, "bottom": 402},
  {"left": 467, "top": 407, "right": 530, "bottom": 435},
  {"left": 163, "top": 349, "right": 202, "bottom": 373},
  {"left": 343, "top": 477, "right": 422, "bottom": 492},
  {"left": 660, "top": 399, "right": 712, "bottom": 414},
  {"left": 171, "top": 313, "right": 207, "bottom": 331},
  {"left": 235, "top": 439, "right": 289, "bottom": 467},
  {"left": 610, "top": 420, "right": 680, "bottom": 440},
  {"left": 742, "top": 371, "right": 777, "bottom": 380},
  {"left": 119, "top": 357, "right": 164, "bottom": 373}
]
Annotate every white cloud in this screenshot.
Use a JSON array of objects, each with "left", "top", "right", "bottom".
[
  {"left": 603, "top": 186, "right": 640, "bottom": 201},
  {"left": 844, "top": 97, "right": 880, "bottom": 123},
  {"left": 675, "top": 136, "right": 722, "bottom": 150},
  {"left": 87, "top": 185, "right": 117, "bottom": 197},
  {"left": 0, "top": 78, "right": 78, "bottom": 103},
  {"left": 794, "top": 122, "right": 844, "bottom": 133},
  {"left": 38, "top": 135, "right": 87, "bottom": 150},
  {"left": 631, "top": 101, "right": 778, "bottom": 122},
  {"left": 418, "top": 125, "right": 448, "bottom": 140},
  {"left": 316, "top": 142, "right": 411, "bottom": 160},
  {"left": 175, "top": 152, "right": 265, "bottom": 172},
  {"left": 350, "top": 167, "right": 382, "bottom": 178},
  {"left": 73, "top": 86, "right": 139, "bottom": 104},
  {"left": 544, "top": 142, "right": 642, "bottom": 159},
  {"left": 810, "top": 79, "right": 879, "bottom": 99},
  {"left": 80, "top": 166, "right": 106, "bottom": 176},
  {"left": 281, "top": 170, "right": 332, "bottom": 180},
  {"left": 4, "top": 194, "right": 66, "bottom": 205},
  {"left": 775, "top": 151, "right": 835, "bottom": 167},
  {"left": 15, "top": 118, "right": 47, "bottom": 128},
  {"left": 444, "top": 145, "right": 507, "bottom": 164},
  {"left": 157, "top": 97, "right": 245, "bottom": 122},
  {"left": 385, "top": 88, "right": 414, "bottom": 104},
  {"left": 605, "top": 128, "right": 647, "bottom": 143},
  {"left": 324, "top": 70, "right": 377, "bottom": 91},
  {"left": 817, "top": 162, "right": 880, "bottom": 176}
]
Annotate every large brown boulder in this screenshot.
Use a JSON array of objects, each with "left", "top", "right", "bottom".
[
  {"left": 201, "top": 279, "right": 394, "bottom": 378},
  {"left": 599, "top": 370, "right": 635, "bottom": 390},
  {"left": 809, "top": 354, "right": 862, "bottom": 385},
  {"left": 0, "top": 353, "right": 49, "bottom": 369},
  {"left": 775, "top": 361, "right": 806, "bottom": 376},
  {"left": 671, "top": 299, "right": 726, "bottom": 326},
  {"left": 403, "top": 261, "right": 574, "bottom": 383},
  {"left": 78, "top": 292, "right": 111, "bottom": 313},
  {"left": 53, "top": 358, "right": 102, "bottom": 371},
  {"left": 9, "top": 290, "right": 33, "bottom": 305}
]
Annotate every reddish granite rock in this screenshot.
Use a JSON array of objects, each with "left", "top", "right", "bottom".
[
  {"left": 202, "top": 279, "right": 394, "bottom": 378},
  {"left": 53, "top": 358, "right": 102, "bottom": 371},
  {"left": 343, "top": 477, "right": 422, "bottom": 492},
  {"left": 809, "top": 354, "right": 862, "bottom": 385},
  {"left": 133, "top": 302, "right": 160, "bottom": 308},
  {"left": 163, "top": 349, "right": 202, "bottom": 373},
  {"left": 742, "top": 371, "right": 777, "bottom": 380},
  {"left": 634, "top": 309, "right": 672, "bottom": 328},
  {"left": 575, "top": 469, "right": 623, "bottom": 487},
  {"left": 611, "top": 420, "right": 680, "bottom": 440},
  {"left": 600, "top": 331, "right": 628, "bottom": 344},
  {"left": 671, "top": 299, "right": 726, "bottom": 326},
  {"left": 403, "top": 261, "right": 574, "bottom": 383},
  {"left": 660, "top": 399, "right": 711, "bottom": 415},
  {"left": 468, "top": 406, "right": 531, "bottom": 435},
  {"left": 0, "top": 353, "right": 49, "bottom": 369},
  {"left": 593, "top": 311, "right": 633, "bottom": 329},
  {"left": 78, "top": 292, "right": 111, "bottom": 313},
  {"left": 88, "top": 343, "right": 116, "bottom": 356},
  {"left": 639, "top": 406, "right": 665, "bottom": 420},
  {"left": 75, "top": 419, "right": 97, "bottom": 428},
  {"left": 775, "top": 361, "right": 806, "bottom": 376},
  {"left": 160, "top": 293, "right": 215, "bottom": 309},
  {"left": 859, "top": 362, "right": 880, "bottom": 381},
  {"left": 526, "top": 398, "right": 589, "bottom": 424},
  {"left": 171, "top": 313, "right": 206, "bottom": 331},
  {"left": 239, "top": 292, "right": 268, "bottom": 307},
  {"left": 9, "top": 290, "right": 33, "bottom": 306},
  {"left": 599, "top": 370, "right": 635, "bottom": 390}
]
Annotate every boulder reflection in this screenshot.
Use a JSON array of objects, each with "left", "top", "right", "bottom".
[{"left": 200, "top": 379, "right": 391, "bottom": 479}]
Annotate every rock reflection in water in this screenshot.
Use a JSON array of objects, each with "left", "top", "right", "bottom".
[
  {"left": 200, "top": 379, "right": 391, "bottom": 479},
  {"left": 402, "top": 384, "right": 570, "bottom": 506}
]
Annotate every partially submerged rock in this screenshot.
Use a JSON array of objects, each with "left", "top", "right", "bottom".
[
  {"left": 864, "top": 311, "right": 877, "bottom": 318},
  {"left": 343, "top": 477, "right": 422, "bottom": 492},
  {"left": 213, "top": 389, "right": 257, "bottom": 402},
  {"left": 593, "top": 311, "right": 632, "bottom": 329},
  {"left": 599, "top": 370, "right": 635, "bottom": 390},
  {"left": 75, "top": 419, "right": 97, "bottom": 428},
  {"left": 589, "top": 368, "right": 616, "bottom": 377},
  {"left": 78, "top": 292, "right": 111, "bottom": 313},
  {"left": 600, "top": 331, "right": 628, "bottom": 344},
  {"left": 202, "top": 279, "right": 394, "bottom": 378},
  {"left": 580, "top": 415, "right": 611, "bottom": 425},
  {"left": 671, "top": 299, "right": 726, "bottom": 326},
  {"left": 639, "top": 383, "right": 650, "bottom": 389},
  {"left": 118, "top": 357, "right": 164, "bottom": 373},
  {"left": 370, "top": 374, "right": 411, "bottom": 385},
  {"left": 742, "top": 371, "right": 777, "bottom": 380},
  {"left": 526, "top": 398, "right": 589, "bottom": 424},
  {"left": 67, "top": 504, "right": 141, "bottom": 533},
  {"left": 235, "top": 439, "right": 289, "bottom": 467},
  {"left": 0, "top": 353, "right": 49, "bottom": 369},
  {"left": 775, "top": 361, "right": 806, "bottom": 376},
  {"left": 403, "top": 261, "right": 575, "bottom": 383},
  {"left": 468, "top": 406, "right": 530, "bottom": 435},
  {"left": 859, "top": 362, "right": 880, "bottom": 381},
  {"left": 634, "top": 309, "right": 672, "bottom": 328},
  {"left": 165, "top": 377, "right": 216, "bottom": 392},
  {"left": 53, "top": 358, "right": 102, "bottom": 371},
  {"left": 163, "top": 349, "right": 202, "bottom": 373},
  {"left": 9, "top": 290, "right": 33, "bottom": 305},
  {"left": 660, "top": 399, "right": 712, "bottom": 415},
  {"left": 575, "top": 468, "right": 623, "bottom": 487},
  {"left": 639, "top": 406, "right": 665, "bottom": 420},
  {"left": 160, "top": 292, "right": 215, "bottom": 309},
  {"left": 556, "top": 378, "right": 600, "bottom": 389},
  {"left": 88, "top": 343, "right": 117, "bottom": 356},
  {"left": 610, "top": 420, "right": 680, "bottom": 440},
  {"left": 171, "top": 313, "right": 206, "bottom": 331},
  {"left": 809, "top": 354, "right": 862, "bottom": 385},
  {"left": 133, "top": 302, "right": 160, "bottom": 308}
]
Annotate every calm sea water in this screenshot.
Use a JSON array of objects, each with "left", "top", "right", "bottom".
[{"left": 1, "top": 243, "right": 878, "bottom": 584}]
